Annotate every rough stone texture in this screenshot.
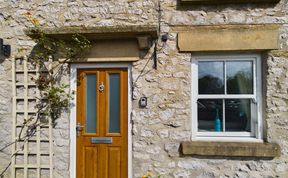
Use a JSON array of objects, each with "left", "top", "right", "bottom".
[
  {"left": 0, "top": 57, "right": 12, "bottom": 178},
  {"left": 0, "top": 0, "right": 288, "bottom": 178},
  {"left": 182, "top": 141, "right": 281, "bottom": 157},
  {"left": 177, "top": 24, "right": 279, "bottom": 52},
  {"left": 180, "top": 0, "right": 280, "bottom": 5}
]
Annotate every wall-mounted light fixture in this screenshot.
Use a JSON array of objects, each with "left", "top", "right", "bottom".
[
  {"left": 0, "top": 38, "right": 11, "bottom": 57},
  {"left": 161, "top": 34, "right": 168, "bottom": 42}
]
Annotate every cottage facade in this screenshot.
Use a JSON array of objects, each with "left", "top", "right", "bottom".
[{"left": 0, "top": 0, "right": 288, "bottom": 178}]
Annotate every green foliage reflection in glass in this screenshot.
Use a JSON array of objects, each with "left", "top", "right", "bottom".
[
  {"left": 198, "top": 61, "right": 224, "bottom": 94},
  {"left": 198, "top": 61, "right": 253, "bottom": 95},
  {"left": 227, "top": 61, "right": 253, "bottom": 94},
  {"left": 197, "top": 60, "right": 253, "bottom": 132}
]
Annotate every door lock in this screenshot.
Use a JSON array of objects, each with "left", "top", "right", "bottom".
[
  {"left": 76, "top": 123, "right": 84, "bottom": 136},
  {"left": 99, "top": 82, "right": 105, "bottom": 92}
]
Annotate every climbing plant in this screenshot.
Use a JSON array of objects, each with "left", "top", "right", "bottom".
[
  {"left": 28, "top": 30, "right": 91, "bottom": 126},
  {"left": 142, "top": 171, "right": 161, "bottom": 178},
  {"left": 25, "top": 12, "right": 91, "bottom": 126},
  {"left": 0, "top": 12, "right": 91, "bottom": 177}
]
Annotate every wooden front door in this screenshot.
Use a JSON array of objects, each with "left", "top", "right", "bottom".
[{"left": 76, "top": 68, "right": 128, "bottom": 178}]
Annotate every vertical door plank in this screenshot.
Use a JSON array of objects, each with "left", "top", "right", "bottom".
[
  {"left": 108, "top": 147, "right": 121, "bottom": 178},
  {"left": 84, "top": 147, "right": 98, "bottom": 178}
]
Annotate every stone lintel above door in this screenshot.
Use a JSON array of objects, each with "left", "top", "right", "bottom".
[
  {"left": 25, "top": 25, "right": 158, "bottom": 40},
  {"left": 25, "top": 25, "right": 159, "bottom": 62}
]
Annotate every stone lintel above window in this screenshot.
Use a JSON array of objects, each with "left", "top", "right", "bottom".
[
  {"left": 179, "top": 0, "right": 280, "bottom": 5},
  {"left": 176, "top": 24, "right": 279, "bottom": 52},
  {"left": 181, "top": 141, "right": 280, "bottom": 158}
]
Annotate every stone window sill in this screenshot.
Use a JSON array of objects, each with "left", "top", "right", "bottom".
[
  {"left": 179, "top": 0, "right": 280, "bottom": 5},
  {"left": 181, "top": 141, "right": 280, "bottom": 158}
]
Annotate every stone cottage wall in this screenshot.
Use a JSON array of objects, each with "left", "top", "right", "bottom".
[
  {"left": 132, "top": 1, "right": 288, "bottom": 177},
  {"left": 0, "top": 0, "right": 288, "bottom": 178}
]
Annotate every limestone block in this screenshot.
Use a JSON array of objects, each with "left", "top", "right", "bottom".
[
  {"left": 172, "top": 170, "right": 192, "bottom": 178},
  {"left": 146, "top": 146, "right": 162, "bottom": 154},
  {"left": 159, "top": 78, "right": 181, "bottom": 90},
  {"left": 157, "top": 129, "right": 169, "bottom": 138},
  {"left": 140, "top": 128, "right": 154, "bottom": 138},
  {"left": 164, "top": 142, "right": 180, "bottom": 157},
  {"left": 159, "top": 109, "right": 175, "bottom": 121},
  {"left": 179, "top": 0, "right": 280, "bottom": 5},
  {"left": 182, "top": 141, "right": 281, "bottom": 157},
  {"left": 178, "top": 160, "right": 206, "bottom": 169},
  {"left": 177, "top": 24, "right": 279, "bottom": 52}
]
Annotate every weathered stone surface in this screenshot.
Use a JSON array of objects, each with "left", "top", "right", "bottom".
[
  {"left": 177, "top": 24, "right": 279, "bottom": 52},
  {"left": 1, "top": 0, "right": 288, "bottom": 178},
  {"left": 181, "top": 141, "right": 281, "bottom": 157},
  {"left": 25, "top": 25, "right": 159, "bottom": 40},
  {"left": 164, "top": 142, "right": 181, "bottom": 157},
  {"left": 179, "top": 0, "right": 280, "bottom": 5}
]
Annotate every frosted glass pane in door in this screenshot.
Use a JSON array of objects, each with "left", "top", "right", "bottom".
[
  {"left": 108, "top": 74, "right": 120, "bottom": 133},
  {"left": 85, "top": 74, "right": 97, "bottom": 133}
]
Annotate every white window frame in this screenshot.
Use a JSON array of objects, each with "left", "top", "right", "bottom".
[{"left": 191, "top": 54, "right": 263, "bottom": 142}]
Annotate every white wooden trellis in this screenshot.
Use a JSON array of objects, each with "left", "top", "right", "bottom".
[{"left": 11, "top": 57, "right": 53, "bottom": 178}]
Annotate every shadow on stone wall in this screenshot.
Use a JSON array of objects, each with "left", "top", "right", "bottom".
[
  {"left": 180, "top": 154, "right": 275, "bottom": 161},
  {"left": 176, "top": 0, "right": 279, "bottom": 11},
  {"left": 0, "top": 54, "right": 6, "bottom": 64}
]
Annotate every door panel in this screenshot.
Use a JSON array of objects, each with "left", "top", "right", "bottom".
[
  {"left": 76, "top": 68, "right": 128, "bottom": 178},
  {"left": 108, "top": 147, "right": 121, "bottom": 178},
  {"left": 84, "top": 147, "right": 98, "bottom": 178}
]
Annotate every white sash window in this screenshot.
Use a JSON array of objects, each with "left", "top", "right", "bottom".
[{"left": 191, "top": 54, "right": 263, "bottom": 142}]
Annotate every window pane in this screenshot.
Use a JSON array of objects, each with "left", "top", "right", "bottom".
[
  {"left": 227, "top": 61, "right": 253, "bottom": 94},
  {"left": 85, "top": 74, "right": 97, "bottom": 133},
  {"left": 108, "top": 74, "right": 120, "bottom": 133},
  {"left": 225, "top": 99, "right": 251, "bottom": 132},
  {"left": 198, "top": 99, "right": 223, "bottom": 132},
  {"left": 198, "top": 61, "right": 224, "bottom": 94}
]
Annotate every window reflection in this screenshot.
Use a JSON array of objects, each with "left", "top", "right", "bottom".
[
  {"left": 227, "top": 61, "right": 253, "bottom": 94},
  {"left": 198, "top": 99, "right": 223, "bottom": 132},
  {"left": 198, "top": 61, "right": 224, "bottom": 94},
  {"left": 225, "top": 99, "right": 251, "bottom": 132}
]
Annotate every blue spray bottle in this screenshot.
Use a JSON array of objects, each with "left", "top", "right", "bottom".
[{"left": 214, "top": 108, "right": 221, "bottom": 132}]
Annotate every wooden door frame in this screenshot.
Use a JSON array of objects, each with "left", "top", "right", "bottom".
[{"left": 69, "top": 63, "right": 132, "bottom": 178}]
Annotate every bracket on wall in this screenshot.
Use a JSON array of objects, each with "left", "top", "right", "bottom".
[
  {"left": 136, "top": 36, "right": 152, "bottom": 50},
  {"left": 136, "top": 36, "right": 158, "bottom": 69},
  {"left": 0, "top": 38, "right": 11, "bottom": 57}
]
